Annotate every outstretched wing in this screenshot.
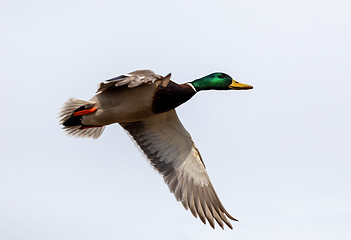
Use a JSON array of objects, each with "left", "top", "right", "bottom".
[
  {"left": 120, "top": 110, "right": 237, "bottom": 229},
  {"left": 97, "top": 70, "right": 171, "bottom": 93}
]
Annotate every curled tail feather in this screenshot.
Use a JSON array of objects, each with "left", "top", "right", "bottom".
[{"left": 58, "top": 98, "right": 105, "bottom": 139}]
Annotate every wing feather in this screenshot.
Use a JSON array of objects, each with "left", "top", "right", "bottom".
[
  {"left": 120, "top": 110, "right": 237, "bottom": 229},
  {"left": 97, "top": 70, "right": 170, "bottom": 93}
]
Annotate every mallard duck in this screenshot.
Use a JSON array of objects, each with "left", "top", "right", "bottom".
[{"left": 59, "top": 70, "right": 253, "bottom": 229}]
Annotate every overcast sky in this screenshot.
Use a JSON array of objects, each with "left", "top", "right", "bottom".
[{"left": 1, "top": 0, "right": 350, "bottom": 239}]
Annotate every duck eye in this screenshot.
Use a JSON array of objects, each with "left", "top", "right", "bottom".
[{"left": 218, "top": 74, "right": 225, "bottom": 79}]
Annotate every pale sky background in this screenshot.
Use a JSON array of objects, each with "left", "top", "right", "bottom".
[{"left": 1, "top": 0, "right": 350, "bottom": 239}]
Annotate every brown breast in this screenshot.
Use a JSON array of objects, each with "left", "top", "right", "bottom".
[{"left": 152, "top": 81, "right": 196, "bottom": 114}]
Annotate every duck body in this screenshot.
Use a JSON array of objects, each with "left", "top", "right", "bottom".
[
  {"left": 83, "top": 79, "right": 196, "bottom": 126},
  {"left": 59, "top": 69, "right": 253, "bottom": 229},
  {"left": 85, "top": 83, "right": 157, "bottom": 125}
]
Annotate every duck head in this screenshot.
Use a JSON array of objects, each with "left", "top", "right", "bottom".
[{"left": 190, "top": 73, "right": 253, "bottom": 91}]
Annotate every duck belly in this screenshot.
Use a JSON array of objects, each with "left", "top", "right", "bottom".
[{"left": 82, "top": 84, "right": 156, "bottom": 125}]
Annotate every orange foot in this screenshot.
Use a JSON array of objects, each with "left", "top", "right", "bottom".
[{"left": 73, "top": 107, "right": 97, "bottom": 117}]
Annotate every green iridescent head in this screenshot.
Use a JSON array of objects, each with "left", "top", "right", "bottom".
[{"left": 189, "top": 72, "right": 253, "bottom": 92}]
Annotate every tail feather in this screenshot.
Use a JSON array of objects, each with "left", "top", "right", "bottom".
[{"left": 59, "top": 98, "right": 105, "bottom": 139}]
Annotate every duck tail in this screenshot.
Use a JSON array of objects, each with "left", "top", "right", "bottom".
[{"left": 58, "top": 98, "right": 105, "bottom": 139}]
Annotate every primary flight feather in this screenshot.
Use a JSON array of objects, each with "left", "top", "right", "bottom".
[{"left": 59, "top": 70, "right": 253, "bottom": 229}]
